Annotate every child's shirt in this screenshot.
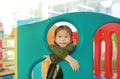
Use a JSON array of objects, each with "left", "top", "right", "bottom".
[{"left": 49, "top": 43, "right": 76, "bottom": 64}]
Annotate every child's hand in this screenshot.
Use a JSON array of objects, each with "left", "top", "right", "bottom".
[
  {"left": 43, "top": 55, "right": 51, "bottom": 63},
  {"left": 65, "top": 55, "right": 80, "bottom": 71}
]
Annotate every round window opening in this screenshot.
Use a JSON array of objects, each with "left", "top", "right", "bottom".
[{"left": 47, "top": 21, "right": 79, "bottom": 45}]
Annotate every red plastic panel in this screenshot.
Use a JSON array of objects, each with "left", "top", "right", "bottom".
[
  {"left": 94, "top": 22, "right": 120, "bottom": 78},
  {"left": 0, "top": 40, "right": 2, "bottom": 48},
  {"left": 0, "top": 63, "right": 2, "bottom": 68},
  {"left": 0, "top": 52, "right": 2, "bottom": 59}
]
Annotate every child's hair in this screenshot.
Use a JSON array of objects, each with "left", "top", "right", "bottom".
[{"left": 54, "top": 25, "right": 73, "bottom": 38}]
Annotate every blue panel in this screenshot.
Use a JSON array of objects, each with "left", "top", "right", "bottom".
[
  {"left": 2, "top": 76, "right": 13, "bottom": 79},
  {"left": 33, "top": 63, "right": 41, "bottom": 79},
  {"left": 94, "top": 76, "right": 112, "bottom": 79}
]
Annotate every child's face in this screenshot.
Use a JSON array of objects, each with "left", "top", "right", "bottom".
[{"left": 55, "top": 29, "right": 72, "bottom": 47}]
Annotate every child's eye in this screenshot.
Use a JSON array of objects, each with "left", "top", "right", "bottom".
[
  {"left": 58, "top": 36, "right": 62, "bottom": 38},
  {"left": 65, "top": 36, "right": 68, "bottom": 38}
]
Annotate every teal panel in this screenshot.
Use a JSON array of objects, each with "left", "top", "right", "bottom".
[
  {"left": 17, "top": 17, "right": 41, "bottom": 79},
  {"left": 17, "top": 12, "right": 120, "bottom": 79},
  {"left": 17, "top": 17, "right": 40, "bottom": 26}
]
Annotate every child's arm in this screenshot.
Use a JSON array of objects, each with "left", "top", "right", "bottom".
[
  {"left": 65, "top": 55, "right": 79, "bottom": 71},
  {"left": 43, "top": 44, "right": 79, "bottom": 70},
  {"left": 43, "top": 55, "right": 51, "bottom": 63},
  {"left": 43, "top": 54, "right": 80, "bottom": 71},
  {"left": 43, "top": 54, "right": 63, "bottom": 64},
  {"left": 49, "top": 44, "right": 76, "bottom": 60}
]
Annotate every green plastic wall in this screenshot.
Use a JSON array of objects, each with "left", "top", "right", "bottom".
[{"left": 17, "top": 12, "right": 120, "bottom": 79}]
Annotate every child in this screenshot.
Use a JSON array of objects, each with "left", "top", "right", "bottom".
[{"left": 43, "top": 25, "right": 79, "bottom": 79}]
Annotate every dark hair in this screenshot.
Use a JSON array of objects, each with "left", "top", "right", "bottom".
[{"left": 54, "top": 25, "right": 73, "bottom": 38}]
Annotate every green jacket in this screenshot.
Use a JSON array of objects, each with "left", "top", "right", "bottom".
[
  {"left": 46, "top": 43, "right": 76, "bottom": 79},
  {"left": 49, "top": 43, "right": 76, "bottom": 64}
]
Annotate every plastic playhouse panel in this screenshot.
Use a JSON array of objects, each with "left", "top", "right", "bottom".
[{"left": 15, "top": 12, "right": 120, "bottom": 79}]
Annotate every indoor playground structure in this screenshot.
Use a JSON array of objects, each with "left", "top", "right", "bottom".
[{"left": 14, "top": 12, "right": 120, "bottom": 79}]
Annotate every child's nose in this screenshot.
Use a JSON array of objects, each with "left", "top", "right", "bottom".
[{"left": 61, "top": 37, "right": 65, "bottom": 41}]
